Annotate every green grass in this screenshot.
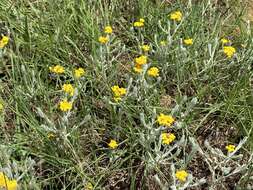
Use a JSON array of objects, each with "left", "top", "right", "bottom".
[{"left": 0, "top": 0, "right": 253, "bottom": 189}]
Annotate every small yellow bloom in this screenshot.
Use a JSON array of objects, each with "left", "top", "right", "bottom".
[
  {"left": 49, "top": 65, "right": 65, "bottom": 74},
  {"left": 111, "top": 85, "right": 127, "bottom": 97},
  {"left": 161, "top": 133, "right": 176, "bottom": 145},
  {"left": 133, "top": 64, "right": 143, "bottom": 73},
  {"left": 157, "top": 113, "right": 175, "bottom": 127},
  {"left": 175, "top": 170, "right": 188, "bottom": 182},
  {"left": 141, "top": 45, "right": 150, "bottom": 52},
  {"left": 221, "top": 38, "right": 231, "bottom": 44},
  {"left": 169, "top": 11, "right": 182, "bottom": 22},
  {"left": 135, "top": 55, "right": 147, "bottom": 65},
  {"left": 0, "top": 103, "right": 4, "bottom": 111},
  {"left": 139, "top": 18, "right": 145, "bottom": 23},
  {"left": 226, "top": 144, "right": 236, "bottom": 153},
  {"left": 59, "top": 99, "right": 72, "bottom": 112},
  {"left": 98, "top": 36, "right": 109, "bottom": 44},
  {"left": 62, "top": 84, "right": 75, "bottom": 96},
  {"left": 85, "top": 182, "right": 93, "bottom": 190},
  {"left": 104, "top": 26, "right": 113, "bottom": 34},
  {"left": 147, "top": 67, "right": 159, "bottom": 77},
  {"left": 0, "top": 172, "right": 18, "bottom": 190},
  {"left": 184, "top": 38, "right": 193, "bottom": 45},
  {"left": 0, "top": 36, "right": 9, "bottom": 48},
  {"left": 160, "top": 41, "right": 166, "bottom": 46},
  {"left": 113, "top": 97, "right": 122, "bottom": 102},
  {"left": 108, "top": 139, "right": 118, "bottom": 149},
  {"left": 223, "top": 46, "right": 236, "bottom": 58},
  {"left": 74, "top": 67, "right": 85, "bottom": 78},
  {"left": 134, "top": 21, "right": 144, "bottom": 27}
]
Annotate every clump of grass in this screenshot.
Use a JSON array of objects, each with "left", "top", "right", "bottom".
[{"left": 0, "top": 0, "right": 253, "bottom": 189}]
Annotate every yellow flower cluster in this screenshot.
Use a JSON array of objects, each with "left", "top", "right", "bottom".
[
  {"left": 62, "top": 84, "right": 75, "bottom": 96},
  {"left": 133, "top": 55, "right": 147, "bottom": 73},
  {"left": 49, "top": 65, "right": 65, "bottom": 74},
  {"left": 108, "top": 139, "right": 118, "bottom": 149},
  {"left": 184, "top": 38, "right": 193, "bottom": 45},
  {"left": 226, "top": 144, "right": 236, "bottom": 153},
  {"left": 59, "top": 99, "right": 72, "bottom": 112},
  {"left": 169, "top": 11, "right": 182, "bottom": 22},
  {"left": 0, "top": 172, "right": 18, "bottom": 190},
  {"left": 141, "top": 45, "right": 150, "bottom": 52},
  {"left": 74, "top": 67, "right": 85, "bottom": 78},
  {"left": 161, "top": 133, "right": 176, "bottom": 145},
  {"left": 111, "top": 85, "right": 127, "bottom": 102},
  {"left": 175, "top": 170, "right": 188, "bottom": 182},
  {"left": 134, "top": 18, "right": 145, "bottom": 27},
  {"left": 0, "top": 36, "right": 9, "bottom": 49},
  {"left": 99, "top": 26, "right": 113, "bottom": 44},
  {"left": 221, "top": 38, "right": 231, "bottom": 44},
  {"left": 147, "top": 67, "right": 159, "bottom": 77},
  {"left": 157, "top": 113, "right": 175, "bottom": 127},
  {"left": 223, "top": 46, "right": 236, "bottom": 58}
]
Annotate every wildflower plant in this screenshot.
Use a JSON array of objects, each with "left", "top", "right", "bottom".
[{"left": 1, "top": 0, "right": 253, "bottom": 189}]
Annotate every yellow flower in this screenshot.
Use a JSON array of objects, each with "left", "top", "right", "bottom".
[
  {"left": 160, "top": 41, "right": 166, "bottom": 46},
  {"left": 111, "top": 85, "right": 127, "bottom": 97},
  {"left": 161, "top": 133, "right": 176, "bottom": 145},
  {"left": 175, "top": 170, "right": 188, "bottom": 182},
  {"left": 139, "top": 18, "right": 145, "bottom": 23},
  {"left": 85, "top": 182, "right": 93, "bottom": 190},
  {"left": 135, "top": 55, "right": 147, "bottom": 65},
  {"left": 226, "top": 144, "right": 236, "bottom": 153},
  {"left": 223, "top": 46, "right": 236, "bottom": 58},
  {"left": 221, "top": 38, "right": 231, "bottom": 44},
  {"left": 0, "top": 172, "right": 18, "bottom": 190},
  {"left": 141, "top": 45, "right": 150, "bottom": 52},
  {"left": 62, "top": 84, "right": 75, "bottom": 96},
  {"left": 59, "top": 99, "right": 72, "bottom": 112},
  {"left": 6, "top": 180, "right": 18, "bottom": 190},
  {"left": 133, "top": 64, "right": 143, "bottom": 73},
  {"left": 157, "top": 113, "right": 175, "bottom": 127},
  {"left": 147, "top": 67, "right": 159, "bottom": 77},
  {"left": 0, "top": 36, "right": 9, "bottom": 48},
  {"left": 104, "top": 26, "right": 113, "bottom": 34},
  {"left": 169, "top": 11, "right": 182, "bottom": 22},
  {"left": 108, "top": 139, "right": 118, "bottom": 149},
  {"left": 74, "top": 67, "right": 85, "bottom": 78},
  {"left": 49, "top": 65, "right": 65, "bottom": 74},
  {"left": 113, "top": 97, "right": 122, "bottom": 102},
  {"left": 184, "top": 38, "right": 193, "bottom": 45},
  {"left": 98, "top": 36, "right": 109, "bottom": 44}
]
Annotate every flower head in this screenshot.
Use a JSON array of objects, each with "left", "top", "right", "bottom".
[
  {"left": 98, "top": 36, "right": 109, "bottom": 44},
  {"left": 184, "top": 38, "right": 193, "bottom": 45},
  {"left": 157, "top": 113, "right": 175, "bottom": 127},
  {"left": 134, "top": 18, "right": 145, "bottom": 27},
  {"left": 111, "top": 85, "right": 126, "bottom": 98},
  {"left": 161, "top": 133, "right": 176, "bottom": 145},
  {"left": 147, "top": 67, "right": 159, "bottom": 77},
  {"left": 141, "top": 45, "right": 150, "bottom": 52},
  {"left": 104, "top": 26, "right": 113, "bottom": 34},
  {"left": 135, "top": 55, "right": 147, "bottom": 65},
  {"left": 133, "top": 64, "right": 143, "bottom": 73},
  {"left": 0, "top": 172, "right": 18, "bottom": 190},
  {"left": 59, "top": 99, "right": 72, "bottom": 112},
  {"left": 175, "top": 170, "right": 188, "bottom": 182},
  {"left": 0, "top": 36, "right": 9, "bottom": 48},
  {"left": 85, "top": 182, "right": 93, "bottom": 190},
  {"left": 49, "top": 65, "right": 65, "bottom": 74},
  {"left": 226, "top": 144, "right": 236, "bottom": 153},
  {"left": 108, "top": 139, "right": 118, "bottom": 149},
  {"left": 62, "top": 84, "right": 75, "bottom": 96},
  {"left": 74, "top": 67, "right": 85, "bottom": 78},
  {"left": 223, "top": 46, "right": 236, "bottom": 58},
  {"left": 169, "top": 11, "right": 182, "bottom": 22},
  {"left": 47, "top": 132, "right": 56, "bottom": 139},
  {"left": 221, "top": 38, "right": 231, "bottom": 44}
]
